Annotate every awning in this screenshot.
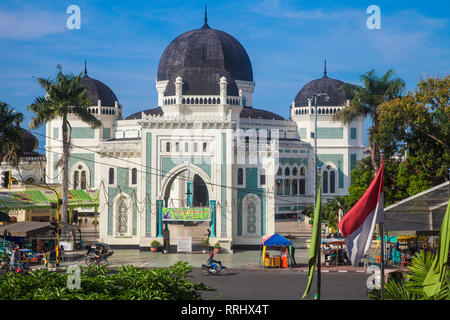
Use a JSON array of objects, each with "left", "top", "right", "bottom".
[
  {"left": 0, "top": 190, "right": 51, "bottom": 210},
  {"left": 0, "top": 221, "right": 50, "bottom": 237},
  {"left": 262, "top": 233, "right": 292, "bottom": 246},
  {"left": 384, "top": 181, "right": 449, "bottom": 232},
  {"left": 0, "top": 189, "right": 99, "bottom": 211},
  {"left": 42, "top": 189, "right": 99, "bottom": 208}
]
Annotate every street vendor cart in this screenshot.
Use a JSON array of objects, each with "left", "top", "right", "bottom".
[{"left": 259, "top": 233, "right": 294, "bottom": 268}]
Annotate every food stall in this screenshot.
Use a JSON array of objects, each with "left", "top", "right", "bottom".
[
  {"left": 321, "top": 238, "right": 349, "bottom": 266},
  {"left": 259, "top": 233, "right": 293, "bottom": 268}
]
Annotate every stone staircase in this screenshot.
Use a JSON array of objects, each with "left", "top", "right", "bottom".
[{"left": 275, "top": 220, "right": 313, "bottom": 249}]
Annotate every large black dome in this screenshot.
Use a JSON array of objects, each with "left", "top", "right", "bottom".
[
  {"left": 80, "top": 75, "right": 118, "bottom": 107},
  {"left": 294, "top": 69, "right": 352, "bottom": 107},
  {"left": 157, "top": 23, "right": 253, "bottom": 85}
]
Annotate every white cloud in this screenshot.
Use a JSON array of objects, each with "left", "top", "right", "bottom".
[{"left": 0, "top": 7, "right": 66, "bottom": 39}]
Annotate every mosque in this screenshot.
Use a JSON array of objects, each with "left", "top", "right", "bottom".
[{"left": 44, "top": 15, "right": 365, "bottom": 250}]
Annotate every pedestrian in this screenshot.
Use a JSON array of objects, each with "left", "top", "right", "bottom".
[
  {"left": 291, "top": 246, "right": 296, "bottom": 265},
  {"left": 10, "top": 247, "right": 21, "bottom": 271},
  {"left": 204, "top": 228, "right": 211, "bottom": 252},
  {"left": 59, "top": 245, "right": 66, "bottom": 262}
]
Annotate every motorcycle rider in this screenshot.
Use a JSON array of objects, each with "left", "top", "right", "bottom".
[{"left": 207, "top": 252, "right": 219, "bottom": 272}]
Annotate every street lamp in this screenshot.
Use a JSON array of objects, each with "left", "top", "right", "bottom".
[{"left": 306, "top": 92, "right": 328, "bottom": 301}]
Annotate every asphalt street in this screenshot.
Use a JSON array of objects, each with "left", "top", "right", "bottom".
[{"left": 188, "top": 268, "right": 370, "bottom": 300}]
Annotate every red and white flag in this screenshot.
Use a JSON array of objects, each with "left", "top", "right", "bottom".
[{"left": 338, "top": 161, "right": 384, "bottom": 266}]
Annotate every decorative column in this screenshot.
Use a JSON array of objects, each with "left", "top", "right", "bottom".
[
  {"left": 210, "top": 200, "right": 216, "bottom": 238},
  {"left": 164, "top": 197, "right": 169, "bottom": 231},
  {"left": 186, "top": 182, "right": 193, "bottom": 207},
  {"left": 219, "top": 76, "right": 227, "bottom": 105},
  {"left": 175, "top": 76, "right": 183, "bottom": 104},
  {"left": 157, "top": 199, "right": 163, "bottom": 237}
]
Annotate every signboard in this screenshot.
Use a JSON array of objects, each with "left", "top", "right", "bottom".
[
  {"left": 162, "top": 207, "right": 210, "bottom": 221},
  {"left": 177, "top": 236, "right": 192, "bottom": 253}
]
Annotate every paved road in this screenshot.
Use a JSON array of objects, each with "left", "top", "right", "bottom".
[{"left": 188, "top": 268, "right": 370, "bottom": 300}]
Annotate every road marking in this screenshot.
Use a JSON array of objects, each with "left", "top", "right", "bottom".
[{"left": 139, "top": 262, "right": 149, "bottom": 268}]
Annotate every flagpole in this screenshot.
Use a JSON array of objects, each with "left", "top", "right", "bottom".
[
  {"left": 379, "top": 156, "right": 385, "bottom": 300},
  {"left": 380, "top": 222, "right": 385, "bottom": 300}
]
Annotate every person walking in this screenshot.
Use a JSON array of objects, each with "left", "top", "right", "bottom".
[
  {"left": 291, "top": 246, "right": 297, "bottom": 265},
  {"left": 204, "top": 228, "right": 211, "bottom": 253},
  {"left": 10, "top": 247, "right": 21, "bottom": 272},
  {"left": 59, "top": 245, "right": 66, "bottom": 262}
]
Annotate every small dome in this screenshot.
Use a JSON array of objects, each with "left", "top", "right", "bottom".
[
  {"left": 157, "top": 22, "right": 253, "bottom": 90},
  {"left": 21, "top": 129, "right": 39, "bottom": 153},
  {"left": 294, "top": 64, "right": 352, "bottom": 107},
  {"left": 79, "top": 74, "right": 118, "bottom": 107}
]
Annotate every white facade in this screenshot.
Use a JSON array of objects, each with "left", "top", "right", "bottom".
[{"left": 43, "top": 23, "right": 365, "bottom": 250}]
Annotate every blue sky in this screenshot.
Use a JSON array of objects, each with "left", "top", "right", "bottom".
[{"left": 1, "top": 0, "right": 449, "bottom": 148}]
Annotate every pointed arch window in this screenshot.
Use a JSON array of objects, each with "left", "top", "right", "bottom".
[
  {"left": 73, "top": 171, "right": 79, "bottom": 189},
  {"left": 277, "top": 167, "right": 282, "bottom": 176},
  {"left": 237, "top": 168, "right": 244, "bottom": 185},
  {"left": 330, "top": 171, "right": 336, "bottom": 194},
  {"left": 131, "top": 168, "right": 137, "bottom": 185},
  {"left": 323, "top": 171, "right": 328, "bottom": 194},
  {"left": 109, "top": 168, "right": 115, "bottom": 185},
  {"left": 80, "top": 171, "right": 87, "bottom": 190},
  {"left": 322, "top": 166, "right": 336, "bottom": 194}
]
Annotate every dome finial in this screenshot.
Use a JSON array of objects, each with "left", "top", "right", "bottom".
[
  {"left": 84, "top": 60, "right": 88, "bottom": 77},
  {"left": 323, "top": 59, "right": 327, "bottom": 77}
]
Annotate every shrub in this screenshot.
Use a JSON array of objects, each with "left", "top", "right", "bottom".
[
  {"left": 201, "top": 238, "right": 210, "bottom": 249},
  {"left": 0, "top": 262, "right": 214, "bottom": 300},
  {"left": 150, "top": 240, "right": 161, "bottom": 247}
]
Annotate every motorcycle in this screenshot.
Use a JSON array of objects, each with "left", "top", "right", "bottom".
[
  {"left": 85, "top": 253, "right": 108, "bottom": 266},
  {"left": 85, "top": 242, "right": 113, "bottom": 266},
  {"left": 6, "top": 261, "right": 30, "bottom": 274},
  {"left": 201, "top": 260, "right": 229, "bottom": 275}
]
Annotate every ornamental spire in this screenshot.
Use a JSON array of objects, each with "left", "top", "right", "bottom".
[
  {"left": 204, "top": 4, "right": 208, "bottom": 25},
  {"left": 323, "top": 60, "right": 327, "bottom": 77},
  {"left": 84, "top": 60, "right": 88, "bottom": 77}
]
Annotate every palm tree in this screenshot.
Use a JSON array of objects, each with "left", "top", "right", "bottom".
[
  {"left": 333, "top": 69, "right": 405, "bottom": 172},
  {"left": 369, "top": 250, "right": 449, "bottom": 300},
  {"left": 28, "top": 67, "right": 102, "bottom": 223},
  {"left": 0, "top": 101, "right": 24, "bottom": 165}
]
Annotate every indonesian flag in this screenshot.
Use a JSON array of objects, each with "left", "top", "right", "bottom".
[{"left": 338, "top": 161, "right": 384, "bottom": 266}]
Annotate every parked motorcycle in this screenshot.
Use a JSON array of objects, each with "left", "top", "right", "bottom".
[{"left": 201, "top": 260, "right": 229, "bottom": 275}]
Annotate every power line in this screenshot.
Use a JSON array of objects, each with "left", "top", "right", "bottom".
[
  {"left": 34, "top": 130, "right": 322, "bottom": 204},
  {"left": 36, "top": 146, "right": 317, "bottom": 207}
]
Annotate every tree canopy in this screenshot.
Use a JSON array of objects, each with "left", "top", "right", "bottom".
[{"left": 0, "top": 101, "right": 24, "bottom": 165}]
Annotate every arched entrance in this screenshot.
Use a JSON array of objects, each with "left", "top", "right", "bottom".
[{"left": 158, "top": 163, "right": 216, "bottom": 250}]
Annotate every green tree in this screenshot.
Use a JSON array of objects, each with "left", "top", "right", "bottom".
[
  {"left": 28, "top": 67, "right": 102, "bottom": 223},
  {"left": 0, "top": 101, "right": 24, "bottom": 165},
  {"left": 377, "top": 76, "right": 449, "bottom": 186},
  {"left": 333, "top": 69, "right": 406, "bottom": 172},
  {"left": 321, "top": 196, "right": 348, "bottom": 230}
]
